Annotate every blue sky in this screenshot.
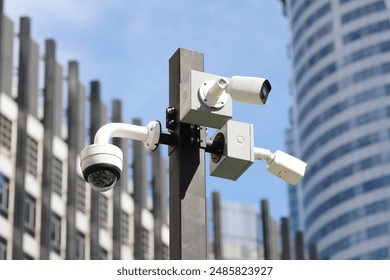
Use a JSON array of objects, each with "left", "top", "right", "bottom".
[{"left": 5, "top": 0, "right": 291, "bottom": 221}]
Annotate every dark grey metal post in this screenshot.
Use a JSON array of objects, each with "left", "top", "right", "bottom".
[
  {"left": 295, "top": 231, "right": 305, "bottom": 260},
  {"left": 152, "top": 149, "right": 163, "bottom": 260},
  {"left": 40, "top": 39, "right": 57, "bottom": 259},
  {"left": 12, "top": 16, "right": 31, "bottom": 260},
  {"left": 281, "top": 217, "right": 291, "bottom": 260},
  {"left": 168, "top": 48, "right": 207, "bottom": 260},
  {"left": 0, "top": 0, "right": 4, "bottom": 91},
  {"left": 66, "top": 61, "right": 80, "bottom": 259},
  {"left": 0, "top": 1, "right": 14, "bottom": 96},
  {"left": 261, "top": 199, "right": 271, "bottom": 260},
  {"left": 0, "top": 0, "right": 3, "bottom": 36},
  {"left": 112, "top": 99, "right": 127, "bottom": 259},
  {"left": 89, "top": 81, "right": 103, "bottom": 259},
  {"left": 212, "top": 192, "right": 222, "bottom": 260},
  {"left": 0, "top": 0, "right": 3, "bottom": 23},
  {"left": 133, "top": 118, "right": 147, "bottom": 260},
  {"left": 27, "top": 41, "right": 39, "bottom": 118},
  {"left": 309, "top": 244, "right": 317, "bottom": 260},
  {"left": 160, "top": 158, "right": 167, "bottom": 225}
]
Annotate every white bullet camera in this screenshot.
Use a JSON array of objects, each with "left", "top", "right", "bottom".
[
  {"left": 80, "top": 121, "right": 161, "bottom": 192},
  {"left": 226, "top": 76, "right": 271, "bottom": 105},
  {"left": 180, "top": 70, "right": 272, "bottom": 129},
  {"left": 198, "top": 75, "right": 271, "bottom": 109},
  {"left": 254, "top": 148, "right": 307, "bottom": 185}
]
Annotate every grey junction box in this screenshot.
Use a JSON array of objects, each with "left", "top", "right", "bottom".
[
  {"left": 180, "top": 70, "right": 233, "bottom": 129},
  {"left": 210, "top": 120, "right": 254, "bottom": 180}
]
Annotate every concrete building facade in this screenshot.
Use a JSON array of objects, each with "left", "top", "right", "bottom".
[{"left": 0, "top": 3, "right": 169, "bottom": 260}]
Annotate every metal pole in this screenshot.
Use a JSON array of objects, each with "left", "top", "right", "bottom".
[
  {"left": 0, "top": 0, "right": 4, "bottom": 92},
  {"left": 168, "top": 48, "right": 207, "bottom": 260},
  {"left": 40, "top": 39, "right": 56, "bottom": 259},
  {"left": 133, "top": 118, "right": 147, "bottom": 259},
  {"left": 1, "top": 0, "right": 16, "bottom": 96},
  {"left": 66, "top": 61, "right": 80, "bottom": 259},
  {"left": 12, "top": 16, "right": 31, "bottom": 260},
  {"left": 295, "top": 231, "right": 305, "bottom": 260},
  {"left": 152, "top": 149, "right": 163, "bottom": 260},
  {"left": 0, "top": 0, "right": 3, "bottom": 27},
  {"left": 261, "top": 199, "right": 271, "bottom": 260},
  {"left": 89, "top": 81, "right": 102, "bottom": 259},
  {"left": 0, "top": 11, "right": 14, "bottom": 97},
  {"left": 212, "top": 192, "right": 222, "bottom": 260},
  {"left": 309, "top": 244, "right": 317, "bottom": 260},
  {"left": 112, "top": 99, "right": 126, "bottom": 259},
  {"left": 281, "top": 217, "right": 291, "bottom": 260}
]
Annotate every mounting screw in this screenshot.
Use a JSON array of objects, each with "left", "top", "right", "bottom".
[{"left": 166, "top": 107, "right": 177, "bottom": 130}]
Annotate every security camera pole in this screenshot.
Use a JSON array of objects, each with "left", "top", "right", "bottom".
[
  {"left": 168, "top": 49, "right": 207, "bottom": 259},
  {"left": 79, "top": 48, "right": 307, "bottom": 260}
]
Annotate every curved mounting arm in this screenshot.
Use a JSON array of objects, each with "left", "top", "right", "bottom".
[
  {"left": 254, "top": 147, "right": 273, "bottom": 163},
  {"left": 94, "top": 121, "right": 161, "bottom": 151},
  {"left": 95, "top": 123, "right": 148, "bottom": 144}
]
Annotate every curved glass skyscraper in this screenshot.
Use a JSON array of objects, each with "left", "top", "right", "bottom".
[{"left": 285, "top": 0, "right": 390, "bottom": 259}]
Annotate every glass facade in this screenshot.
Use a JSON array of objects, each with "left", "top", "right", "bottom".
[
  {"left": 0, "top": 173, "right": 9, "bottom": 218},
  {"left": 24, "top": 193, "right": 36, "bottom": 237},
  {"left": 286, "top": 0, "right": 390, "bottom": 259},
  {"left": 50, "top": 212, "right": 61, "bottom": 255},
  {"left": 0, "top": 235, "right": 6, "bottom": 260},
  {"left": 0, "top": 114, "right": 12, "bottom": 158},
  {"left": 52, "top": 157, "right": 63, "bottom": 196}
]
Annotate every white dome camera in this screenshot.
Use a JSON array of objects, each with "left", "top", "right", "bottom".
[
  {"left": 80, "top": 121, "right": 162, "bottom": 192},
  {"left": 80, "top": 143, "right": 123, "bottom": 192}
]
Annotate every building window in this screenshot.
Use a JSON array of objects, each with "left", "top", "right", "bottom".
[
  {"left": 52, "top": 157, "right": 63, "bottom": 196},
  {"left": 99, "top": 247, "right": 108, "bottom": 260},
  {"left": 23, "top": 253, "right": 34, "bottom": 260},
  {"left": 0, "top": 235, "right": 6, "bottom": 260},
  {"left": 343, "top": 20, "right": 390, "bottom": 45},
  {"left": 0, "top": 114, "right": 12, "bottom": 158},
  {"left": 75, "top": 231, "right": 85, "bottom": 260},
  {"left": 50, "top": 212, "right": 61, "bottom": 255},
  {"left": 162, "top": 244, "right": 169, "bottom": 260},
  {"left": 76, "top": 176, "right": 86, "bottom": 213},
  {"left": 26, "top": 136, "right": 38, "bottom": 177},
  {"left": 142, "top": 228, "right": 149, "bottom": 259},
  {"left": 0, "top": 173, "right": 10, "bottom": 218},
  {"left": 99, "top": 195, "right": 108, "bottom": 230},
  {"left": 341, "top": 1, "right": 386, "bottom": 25},
  {"left": 121, "top": 211, "right": 129, "bottom": 244},
  {"left": 24, "top": 193, "right": 36, "bottom": 237}
]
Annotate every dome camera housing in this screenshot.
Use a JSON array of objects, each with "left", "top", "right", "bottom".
[{"left": 80, "top": 144, "right": 123, "bottom": 192}]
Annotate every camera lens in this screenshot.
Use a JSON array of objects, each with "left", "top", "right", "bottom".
[
  {"left": 88, "top": 169, "right": 118, "bottom": 192},
  {"left": 259, "top": 80, "right": 271, "bottom": 104}
]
